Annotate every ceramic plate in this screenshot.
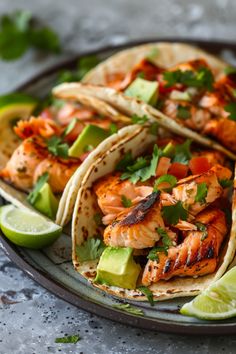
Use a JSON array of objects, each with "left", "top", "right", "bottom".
[{"left": 1, "top": 39, "right": 236, "bottom": 335}]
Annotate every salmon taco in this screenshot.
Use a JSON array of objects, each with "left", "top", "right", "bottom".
[
  {"left": 54, "top": 42, "right": 236, "bottom": 160},
  {"left": 72, "top": 124, "right": 236, "bottom": 301},
  {"left": 0, "top": 91, "right": 131, "bottom": 224}
]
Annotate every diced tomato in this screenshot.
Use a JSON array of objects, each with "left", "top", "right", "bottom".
[
  {"left": 156, "top": 157, "right": 171, "bottom": 177},
  {"left": 168, "top": 162, "right": 188, "bottom": 179},
  {"left": 189, "top": 157, "right": 211, "bottom": 175}
]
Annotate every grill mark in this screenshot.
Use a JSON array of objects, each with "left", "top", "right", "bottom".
[
  {"left": 120, "top": 191, "right": 160, "bottom": 226},
  {"left": 163, "top": 259, "right": 172, "bottom": 274}
]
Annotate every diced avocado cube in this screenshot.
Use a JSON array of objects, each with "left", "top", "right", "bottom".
[
  {"left": 95, "top": 247, "right": 141, "bottom": 289},
  {"left": 33, "top": 183, "right": 59, "bottom": 219},
  {"left": 68, "top": 124, "right": 109, "bottom": 158},
  {"left": 162, "top": 142, "right": 175, "bottom": 158},
  {"left": 125, "top": 78, "right": 159, "bottom": 106}
]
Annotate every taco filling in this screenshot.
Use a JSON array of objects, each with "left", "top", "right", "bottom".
[
  {"left": 0, "top": 98, "right": 125, "bottom": 218},
  {"left": 90, "top": 138, "right": 233, "bottom": 289},
  {"left": 105, "top": 56, "right": 236, "bottom": 153}
]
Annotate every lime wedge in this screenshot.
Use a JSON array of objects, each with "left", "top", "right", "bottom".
[
  {"left": 0, "top": 205, "right": 62, "bottom": 249},
  {"left": 0, "top": 93, "right": 38, "bottom": 123},
  {"left": 180, "top": 267, "right": 236, "bottom": 320}
]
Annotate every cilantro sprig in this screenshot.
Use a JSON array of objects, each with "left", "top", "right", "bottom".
[
  {"left": 147, "top": 228, "right": 173, "bottom": 262},
  {"left": 27, "top": 172, "right": 49, "bottom": 204},
  {"left": 195, "top": 182, "right": 208, "bottom": 204},
  {"left": 112, "top": 303, "right": 144, "bottom": 316},
  {"left": 121, "top": 195, "right": 132, "bottom": 208},
  {"left": 225, "top": 102, "right": 236, "bottom": 121},
  {"left": 55, "top": 335, "right": 80, "bottom": 344},
  {"left": 172, "top": 139, "right": 192, "bottom": 164},
  {"left": 162, "top": 201, "right": 188, "bottom": 225},
  {"left": 177, "top": 105, "right": 191, "bottom": 120},
  {"left": 164, "top": 67, "right": 214, "bottom": 91},
  {"left": 131, "top": 114, "right": 148, "bottom": 125},
  {"left": 0, "top": 10, "right": 61, "bottom": 61},
  {"left": 138, "top": 286, "right": 154, "bottom": 306},
  {"left": 47, "top": 136, "right": 69, "bottom": 158},
  {"left": 195, "top": 222, "right": 208, "bottom": 241},
  {"left": 75, "top": 237, "right": 105, "bottom": 262}
]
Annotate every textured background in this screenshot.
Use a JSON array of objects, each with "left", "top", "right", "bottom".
[{"left": 1, "top": 0, "right": 236, "bottom": 353}]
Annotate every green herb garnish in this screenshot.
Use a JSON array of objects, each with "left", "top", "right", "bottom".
[
  {"left": 177, "top": 105, "right": 191, "bottom": 119},
  {"left": 195, "top": 182, "right": 208, "bottom": 203},
  {"left": 162, "top": 201, "right": 188, "bottom": 225},
  {"left": 115, "top": 152, "right": 134, "bottom": 172},
  {"left": 131, "top": 114, "right": 148, "bottom": 125},
  {"left": 219, "top": 179, "right": 233, "bottom": 188},
  {"left": 164, "top": 67, "right": 214, "bottom": 91},
  {"left": 75, "top": 237, "right": 105, "bottom": 262},
  {"left": 27, "top": 172, "right": 49, "bottom": 204},
  {"left": 147, "top": 228, "right": 173, "bottom": 261},
  {"left": 109, "top": 123, "right": 118, "bottom": 134},
  {"left": 47, "top": 136, "right": 69, "bottom": 158},
  {"left": 157, "top": 227, "right": 173, "bottom": 248},
  {"left": 149, "top": 122, "right": 159, "bottom": 135},
  {"left": 121, "top": 195, "right": 132, "bottom": 208},
  {"left": 173, "top": 139, "right": 192, "bottom": 164},
  {"left": 225, "top": 102, "right": 236, "bottom": 121},
  {"left": 0, "top": 10, "right": 60, "bottom": 61},
  {"left": 195, "top": 222, "right": 208, "bottom": 241},
  {"left": 55, "top": 335, "right": 80, "bottom": 344},
  {"left": 224, "top": 66, "right": 236, "bottom": 75},
  {"left": 138, "top": 286, "right": 154, "bottom": 306},
  {"left": 153, "top": 174, "right": 177, "bottom": 192},
  {"left": 112, "top": 303, "right": 144, "bottom": 316}
]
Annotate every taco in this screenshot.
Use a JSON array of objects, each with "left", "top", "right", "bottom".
[
  {"left": 0, "top": 92, "right": 131, "bottom": 223},
  {"left": 77, "top": 42, "right": 236, "bottom": 159},
  {"left": 72, "top": 124, "right": 236, "bottom": 301}
]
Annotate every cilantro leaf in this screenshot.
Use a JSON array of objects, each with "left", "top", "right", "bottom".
[
  {"left": 219, "top": 179, "right": 233, "bottom": 188},
  {"left": 27, "top": 172, "right": 49, "bottom": 204},
  {"left": 0, "top": 10, "right": 61, "bottom": 61},
  {"left": 121, "top": 195, "right": 132, "bottom": 208},
  {"left": 75, "top": 237, "right": 105, "bottom": 262},
  {"left": 157, "top": 227, "right": 173, "bottom": 248},
  {"left": 225, "top": 102, "right": 236, "bottom": 121},
  {"left": 131, "top": 114, "right": 148, "bottom": 125},
  {"left": 149, "top": 122, "right": 159, "bottom": 135},
  {"left": 112, "top": 303, "right": 144, "bottom": 316},
  {"left": 116, "top": 152, "right": 134, "bottom": 172},
  {"left": 173, "top": 139, "right": 192, "bottom": 164},
  {"left": 55, "top": 335, "right": 80, "bottom": 344},
  {"left": 177, "top": 105, "right": 191, "bottom": 120},
  {"left": 153, "top": 174, "right": 177, "bottom": 192},
  {"left": 164, "top": 67, "right": 214, "bottom": 91},
  {"left": 147, "top": 228, "right": 173, "bottom": 262},
  {"left": 162, "top": 201, "right": 188, "bottom": 225},
  {"left": 77, "top": 55, "right": 100, "bottom": 80},
  {"left": 195, "top": 222, "right": 208, "bottom": 241},
  {"left": 138, "top": 286, "right": 154, "bottom": 306},
  {"left": 47, "top": 136, "right": 69, "bottom": 158},
  {"left": 195, "top": 182, "right": 208, "bottom": 203},
  {"left": 109, "top": 123, "right": 118, "bottom": 135}
]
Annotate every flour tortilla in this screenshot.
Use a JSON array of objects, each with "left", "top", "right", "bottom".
[
  {"left": 0, "top": 93, "right": 130, "bottom": 224},
  {"left": 72, "top": 124, "right": 236, "bottom": 301}
]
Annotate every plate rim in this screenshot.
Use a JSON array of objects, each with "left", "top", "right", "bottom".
[{"left": 1, "top": 37, "right": 236, "bottom": 335}]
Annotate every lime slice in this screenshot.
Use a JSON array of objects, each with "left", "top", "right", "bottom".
[
  {"left": 180, "top": 267, "right": 236, "bottom": 320},
  {"left": 0, "top": 205, "right": 62, "bottom": 249},
  {"left": 0, "top": 93, "right": 38, "bottom": 123}
]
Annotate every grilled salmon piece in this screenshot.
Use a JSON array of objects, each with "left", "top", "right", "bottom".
[
  {"left": 33, "top": 156, "right": 80, "bottom": 194},
  {"left": 142, "top": 208, "right": 227, "bottom": 285},
  {"left": 14, "top": 117, "right": 61, "bottom": 139},
  {"left": 94, "top": 173, "right": 153, "bottom": 225},
  {"left": 103, "top": 192, "right": 167, "bottom": 249},
  {"left": 0, "top": 137, "right": 47, "bottom": 191}
]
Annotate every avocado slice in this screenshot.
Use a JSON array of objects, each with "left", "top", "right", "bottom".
[
  {"left": 125, "top": 78, "right": 159, "bottom": 106},
  {"left": 0, "top": 93, "right": 38, "bottom": 125},
  {"left": 68, "top": 124, "right": 109, "bottom": 158},
  {"left": 33, "top": 183, "right": 59, "bottom": 219},
  {"left": 95, "top": 247, "right": 141, "bottom": 289}
]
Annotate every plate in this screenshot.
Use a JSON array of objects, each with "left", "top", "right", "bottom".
[{"left": 1, "top": 39, "right": 236, "bottom": 335}]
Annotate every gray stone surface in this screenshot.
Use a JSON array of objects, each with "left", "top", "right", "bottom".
[{"left": 1, "top": 0, "right": 236, "bottom": 353}]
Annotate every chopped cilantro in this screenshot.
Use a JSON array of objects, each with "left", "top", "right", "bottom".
[
  {"left": 153, "top": 174, "right": 177, "bottom": 192},
  {"left": 27, "top": 172, "right": 49, "bottom": 204},
  {"left": 55, "top": 335, "right": 80, "bottom": 344},
  {"left": 173, "top": 139, "right": 192, "bottom": 164},
  {"left": 147, "top": 247, "right": 161, "bottom": 261},
  {"left": 0, "top": 10, "right": 61, "bottom": 61},
  {"left": 115, "top": 152, "right": 134, "bottom": 172},
  {"left": 157, "top": 227, "right": 173, "bottom": 248},
  {"left": 195, "top": 182, "right": 208, "bottom": 203},
  {"left": 75, "top": 237, "right": 105, "bottom": 262},
  {"left": 62, "top": 118, "right": 77, "bottom": 137},
  {"left": 112, "top": 303, "right": 144, "bottom": 316},
  {"left": 147, "top": 228, "right": 173, "bottom": 262},
  {"left": 121, "top": 145, "right": 160, "bottom": 184},
  {"left": 121, "top": 195, "right": 132, "bottom": 208},
  {"left": 47, "top": 136, "right": 69, "bottom": 158},
  {"left": 195, "top": 222, "right": 208, "bottom": 241},
  {"left": 131, "top": 114, "right": 148, "bottom": 125},
  {"left": 177, "top": 105, "right": 191, "bottom": 120},
  {"left": 109, "top": 123, "right": 118, "bottom": 134},
  {"left": 164, "top": 67, "right": 214, "bottom": 91},
  {"left": 162, "top": 201, "right": 188, "bottom": 225},
  {"left": 225, "top": 102, "right": 236, "bottom": 121},
  {"left": 138, "top": 286, "right": 154, "bottom": 306},
  {"left": 219, "top": 179, "right": 233, "bottom": 188}
]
